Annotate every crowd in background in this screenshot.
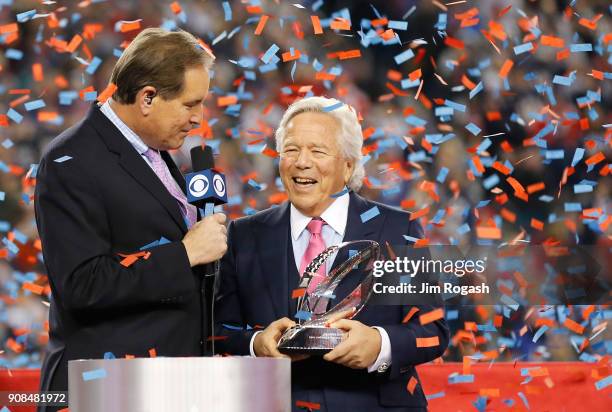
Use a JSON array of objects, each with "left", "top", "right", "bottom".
[{"left": 0, "top": 0, "right": 610, "bottom": 368}]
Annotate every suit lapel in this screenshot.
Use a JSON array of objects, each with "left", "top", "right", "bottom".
[
  {"left": 255, "top": 203, "right": 291, "bottom": 319},
  {"left": 88, "top": 104, "right": 187, "bottom": 233},
  {"left": 331, "top": 192, "right": 387, "bottom": 306}
]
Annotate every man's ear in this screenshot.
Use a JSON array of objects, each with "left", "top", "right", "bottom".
[
  {"left": 344, "top": 159, "right": 354, "bottom": 184},
  {"left": 137, "top": 86, "right": 157, "bottom": 114}
]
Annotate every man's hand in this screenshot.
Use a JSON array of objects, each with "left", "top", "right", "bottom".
[
  {"left": 323, "top": 319, "right": 382, "bottom": 369},
  {"left": 253, "top": 318, "right": 309, "bottom": 362},
  {"left": 182, "top": 213, "right": 227, "bottom": 267}
]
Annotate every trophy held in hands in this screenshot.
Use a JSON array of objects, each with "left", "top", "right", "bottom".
[{"left": 277, "top": 240, "right": 380, "bottom": 355}]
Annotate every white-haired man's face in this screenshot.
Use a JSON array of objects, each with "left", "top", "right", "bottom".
[{"left": 279, "top": 112, "right": 354, "bottom": 217}]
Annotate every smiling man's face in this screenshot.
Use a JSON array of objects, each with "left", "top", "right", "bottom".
[{"left": 279, "top": 111, "right": 354, "bottom": 217}]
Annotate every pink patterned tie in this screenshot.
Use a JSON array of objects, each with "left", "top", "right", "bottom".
[
  {"left": 299, "top": 218, "right": 327, "bottom": 295},
  {"left": 144, "top": 148, "right": 197, "bottom": 228}
]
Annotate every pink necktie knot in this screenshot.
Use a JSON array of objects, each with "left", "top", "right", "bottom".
[{"left": 307, "top": 218, "right": 325, "bottom": 235}]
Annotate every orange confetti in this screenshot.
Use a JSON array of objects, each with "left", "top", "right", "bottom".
[
  {"left": 170, "top": 1, "right": 182, "bottom": 14},
  {"left": 261, "top": 147, "right": 278, "bottom": 158},
  {"left": 66, "top": 34, "right": 83, "bottom": 53},
  {"left": 407, "top": 376, "right": 418, "bottom": 395},
  {"left": 32, "top": 63, "right": 43, "bottom": 82},
  {"left": 419, "top": 308, "right": 444, "bottom": 325},
  {"left": 480, "top": 388, "right": 500, "bottom": 397},
  {"left": 492, "top": 161, "right": 511, "bottom": 175},
  {"left": 0, "top": 23, "right": 18, "bottom": 34},
  {"left": 217, "top": 95, "right": 238, "bottom": 107},
  {"left": 291, "top": 288, "right": 306, "bottom": 299},
  {"left": 402, "top": 307, "right": 420, "bottom": 323},
  {"left": 254, "top": 15, "right": 269, "bottom": 35},
  {"left": 409, "top": 206, "right": 430, "bottom": 221},
  {"left": 97, "top": 83, "right": 117, "bottom": 104},
  {"left": 119, "top": 20, "right": 142, "bottom": 33},
  {"left": 295, "top": 401, "right": 320, "bottom": 410},
  {"left": 330, "top": 18, "right": 350, "bottom": 31},
  {"left": 498, "top": 59, "right": 514, "bottom": 78},
  {"left": 585, "top": 152, "right": 604, "bottom": 166},
  {"left": 527, "top": 182, "right": 545, "bottom": 194},
  {"left": 337, "top": 49, "right": 361, "bottom": 60},
  {"left": 541, "top": 35, "right": 565, "bottom": 48},
  {"left": 444, "top": 36, "right": 464, "bottom": 49},
  {"left": 563, "top": 318, "right": 585, "bottom": 335},
  {"left": 530, "top": 218, "right": 544, "bottom": 231},
  {"left": 416, "top": 336, "right": 440, "bottom": 348},
  {"left": 282, "top": 49, "right": 302, "bottom": 62},
  {"left": 408, "top": 68, "right": 422, "bottom": 81},
  {"left": 23, "top": 282, "right": 44, "bottom": 295},
  {"left": 310, "top": 16, "right": 323, "bottom": 35},
  {"left": 120, "top": 255, "right": 139, "bottom": 267},
  {"left": 476, "top": 226, "right": 502, "bottom": 239}
]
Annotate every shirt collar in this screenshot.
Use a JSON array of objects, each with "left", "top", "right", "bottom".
[
  {"left": 290, "top": 191, "right": 349, "bottom": 240},
  {"left": 99, "top": 99, "right": 149, "bottom": 156}
]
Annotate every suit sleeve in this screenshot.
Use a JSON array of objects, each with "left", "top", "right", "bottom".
[
  {"left": 214, "top": 221, "right": 256, "bottom": 355},
  {"left": 380, "top": 219, "right": 450, "bottom": 380},
  {"left": 35, "top": 153, "right": 196, "bottom": 312}
]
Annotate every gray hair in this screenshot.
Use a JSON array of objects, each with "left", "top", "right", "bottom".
[{"left": 274, "top": 96, "right": 365, "bottom": 192}]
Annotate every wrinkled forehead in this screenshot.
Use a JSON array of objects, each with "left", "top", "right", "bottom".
[{"left": 284, "top": 111, "right": 341, "bottom": 144}]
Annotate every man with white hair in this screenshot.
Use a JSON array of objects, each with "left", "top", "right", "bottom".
[{"left": 215, "top": 96, "right": 448, "bottom": 411}]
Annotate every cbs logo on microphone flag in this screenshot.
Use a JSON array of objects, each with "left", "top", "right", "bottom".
[{"left": 185, "top": 170, "right": 228, "bottom": 205}]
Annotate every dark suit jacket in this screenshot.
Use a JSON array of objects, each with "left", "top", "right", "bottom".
[
  {"left": 215, "top": 192, "right": 449, "bottom": 411},
  {"left": 34, "top": 104, "right": 206, "bottom": 407}
]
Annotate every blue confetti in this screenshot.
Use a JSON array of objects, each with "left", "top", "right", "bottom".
[
  {"left": 5, "top": 48, "right": 23, "bottom": 60},
  {"left": 85, "top": 56, "right": 102, "bottom": 75},
  {"left": 517, "top": 392, "right": 529, "bottom": 409},
  {"left": 82, "top": 368, "right": 107, "bottom": 381},
  {"left": 360, "top": 206, "right": 380, "bottom": 223},
  {"left": 261, "top": 44, "right": 280, "bottom": 64},
  {"left": 570, "top": 43, "right": 592, "bottom": 52},
  {"left": 469, "top": 82, "right": 483, "bottom": 99},
  {"left": 6, "top": 108, "right": 23, "bottom": 124},
  {"left": 294, "top": 310, "right": 312, "bottom": 321},
  {"left": 330, "top": 186, "right": 349, "bottom": 198},
  {"left": 425, "top": 391, "right": 445, "bottom": 401},
  {"left": 465, "top": 122, "right": 481, "bottom": 136},
  {"left": 388, "top": 20, "right": 408, "bottom": 30},
  {"left": 436, "top": 167, "right": 449, "bottom": 183},
  {"left": 16, "top": 9, "right": 36, "bottom": 23},
  {"left": 53, "top": 155, "right": 72, "bottom": 163},
  {"left": 532, "top": 325, "right": 548, "bottom": 343},
  {"left": 513, "top": 42, "right": 534, "bottom": 55},
  {"left": 322, "top": 101, "right": 343, "bottom": 112},
  {"left": 394, "top": 48, "right": 414, "bottom": 65},
  {"left": 24, "top": 99, "right": 46, "bottom": 111},
  {"left": 222, "top": 1, "right": 232, "bottom": 21}
]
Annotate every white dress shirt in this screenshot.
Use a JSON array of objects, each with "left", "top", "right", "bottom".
[{"left": 250, "top": 193, "right": 392, "bottom": 373}]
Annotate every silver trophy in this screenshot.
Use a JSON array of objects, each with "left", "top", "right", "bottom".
[{"left": 277, "top": 240, "right": 381, "bottom": 355}]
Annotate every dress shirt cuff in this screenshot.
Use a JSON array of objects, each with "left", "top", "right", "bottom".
[
  {"left": 249, "top": 330, "right": 263, "bottom": 357},
  {"left": 367, "top": 326, "right": 392, "bottom": 373}
]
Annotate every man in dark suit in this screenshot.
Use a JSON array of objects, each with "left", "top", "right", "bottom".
[
  {"left": 215, "top": 96, "right": 449, "bottom": 411},
  {"left": 34, "top": 28, "right": 227, "bottom": 409}
]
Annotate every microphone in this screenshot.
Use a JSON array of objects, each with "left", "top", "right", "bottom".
[
  {"left": 186, "top": 145, "right": 228, "bottom": 210},
  {"left": 186, "top": 145, "right": 227, "bottom": 357}
]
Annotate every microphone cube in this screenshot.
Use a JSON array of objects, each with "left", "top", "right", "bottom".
[{"left": 185, "top": 169, "right": 228, "bottom": 206}]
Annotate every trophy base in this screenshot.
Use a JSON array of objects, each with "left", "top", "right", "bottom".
[{"left": 277, "top": 326, "right": 344, "bottom": 355}]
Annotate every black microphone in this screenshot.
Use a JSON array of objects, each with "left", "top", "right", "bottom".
[
  {"left": 186, "top": 145, "right": 228, "bottom": 356},
  {"left": 186, "top": 145, "right": 228, "bottom": 211}
]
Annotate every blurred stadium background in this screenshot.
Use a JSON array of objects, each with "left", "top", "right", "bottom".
[{"left": 0, "top": 0, "right": 610, "bottom": 373}]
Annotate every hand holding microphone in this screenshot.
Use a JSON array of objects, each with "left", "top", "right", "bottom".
[
  {"left": 182, "top": 213, "right": 227, "bottom": 266},
  {"left": 181, "top": 145, "right": 228, "bottom": 267}
]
